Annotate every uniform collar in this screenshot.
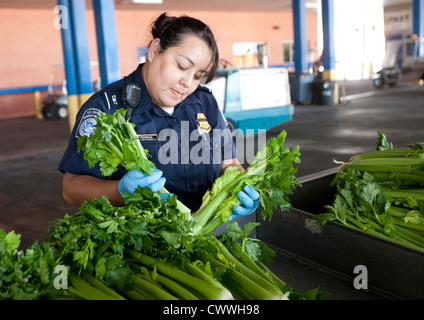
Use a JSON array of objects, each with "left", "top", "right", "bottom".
[{"left": 173, "top": 89, "right": 202, "bottom": 116}]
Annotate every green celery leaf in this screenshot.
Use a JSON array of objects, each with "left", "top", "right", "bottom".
[
  {"left": 5, "top": 230, "right": 21, "bottom": 255},
  {"left": 377, "top": 130, "right": 393, "bottom": 151}
]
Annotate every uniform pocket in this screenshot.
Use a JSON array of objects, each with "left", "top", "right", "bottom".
[{"left": 141, "top": 138, "right": 180, "bottom": 166}]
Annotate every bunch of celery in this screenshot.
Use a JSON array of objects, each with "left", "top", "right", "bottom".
[
  {"left": 339, "top": 131, "right": 424, "bottom": 188},
  {"left": 201, "top": 222, "right": 319, "bottom": 300},
  {"left": 192, "top": 130, "right": 301, "bottom": 235},
  {"left": 77, "top": 108, "right": 190, "bottom": 215},
  {"left": 124, "top": 248, "right": 233, "bottom": 300},
  {"left": 315, "top": 131, "right": 424, "bottom": 251},
  {"left": 48, "top": 186, "right": 214, "bottom": 300},
  {"left": 0, "top": 228, "right": 61, "bottom": 300},
  {"left": 125, "top": 220, "right": 309, "bottom": 301},
  {"left": 48, "top": 187, "right": 310, "bottom": 300}
]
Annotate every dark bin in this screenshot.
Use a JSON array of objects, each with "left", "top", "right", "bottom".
[
  {"left": 321, "top": 80, "right": 335, "bottom": 105},
  {"left": 288, "top": 72, "right": 315, "bottom": 104},
  {"left": 257, "top": 168, "right": 424, "bottom": 299},
  {"left": 313, "top": 77, "right": 335, "bottom": 105}
]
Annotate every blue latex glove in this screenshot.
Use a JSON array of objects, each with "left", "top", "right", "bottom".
[
  {"left": 118, "top": 168, "right": 166, "bottom": 194},
  {"left": 230, "top": 185, "right": 260, "bottom": 221}
]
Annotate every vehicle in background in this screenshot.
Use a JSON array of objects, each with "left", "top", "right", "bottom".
[
  {"left": 42, "top": 64, "right": 69, "bottom": 120},
  {"left": 42, "top": 62, "right": 100, "bottom": 120},
  {"left": 206, "top": 67, "right": 294, "bottom": 135},
  {"left": 373, "top": 36, "right": 424, "bottom": 88}
]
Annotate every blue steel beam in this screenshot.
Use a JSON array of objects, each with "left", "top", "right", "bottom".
[
  {"left": 69, "top": 0, "right": 93, "bottom": 95},
  {"left": 292, "top": 0, "right": 309, "bottom": 73},
  {"left": 93, "top": 0, "right": 121, "bottom": 88},
  {"left": 413, "top": 0, "right": 423, "bottom": 56},
  {"left": 57, "top": 0, "right": 93, "bottom": 130},
  {"left": 57, "top": 0, "right": 77, "bottom": 97},
  {"left": 321, "top": 0, "right": 336, "bottom": 79}
]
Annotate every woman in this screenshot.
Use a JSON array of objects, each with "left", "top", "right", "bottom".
[{"left": 59, "top": 13, "right": 258, "bottom": 218}]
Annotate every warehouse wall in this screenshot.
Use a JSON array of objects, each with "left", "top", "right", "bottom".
[{"left": 0, "top": 5, "right": 317, "bottom": 120}]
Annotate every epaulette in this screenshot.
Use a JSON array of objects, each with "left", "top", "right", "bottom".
[
  {"left": 197, "top": 84, "right": 213, "bottom": 94},
  {"left": 103, "top": 90, "right": 122, "bottom": 110}
]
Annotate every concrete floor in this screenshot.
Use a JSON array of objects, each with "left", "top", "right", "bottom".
[{"left": 1, "top": 78, "right": 423, "bottom": 299}]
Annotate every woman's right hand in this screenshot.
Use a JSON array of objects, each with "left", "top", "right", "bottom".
[{"left": 118, "top": 169, "right": 166, "bottom": 194}]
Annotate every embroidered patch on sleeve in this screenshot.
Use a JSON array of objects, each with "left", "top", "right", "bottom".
[{"left": 76, "top": 108, "right": 101, "bottom": 138}]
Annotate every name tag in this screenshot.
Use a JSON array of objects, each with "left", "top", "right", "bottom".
[{"left": 138, "top": 134, "right": 158, "bottom": 141}]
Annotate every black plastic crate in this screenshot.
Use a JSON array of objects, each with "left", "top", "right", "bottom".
[{"left": 257, "top": 167, "right": 424, "bottom": 299}]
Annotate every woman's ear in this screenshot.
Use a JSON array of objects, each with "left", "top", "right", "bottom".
[{"left": 147, "top": 38, "right": 161, "bottom": 62}]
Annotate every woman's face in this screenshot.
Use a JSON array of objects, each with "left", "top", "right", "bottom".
[{"left": 143, "top": 35, "right": 212, "bottom": 110}]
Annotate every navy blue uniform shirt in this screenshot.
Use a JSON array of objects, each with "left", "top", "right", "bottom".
[{"left": 59, "top": 64, "right": 236, "bottom": 211}]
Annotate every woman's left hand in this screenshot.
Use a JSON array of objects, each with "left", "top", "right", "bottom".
[{"left": 230, "top": 185, "right": 260, "bottom": 220}]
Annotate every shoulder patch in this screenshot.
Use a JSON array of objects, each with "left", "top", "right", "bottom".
[
  {"left": 197, "top": 84, "right": 212, "bottom": 94},
  {"left": 76, "top": 108, "right": 102, "bottom": 138},
  {"left": 104, "top": 91, "right": 122, "bottom": 110}
]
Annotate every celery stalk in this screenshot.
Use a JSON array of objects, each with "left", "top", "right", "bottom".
[
  {"left": 342, "top": 163, "right": 424, "bottom": 177},
  {"left": 386, "top": 206, "right": 408, "bottom": 218},
  {"left": 84, "top": 274, "right": 126, "bottom": 300},
  {"left": 124, "top": 289, "right": 147, "bottom": 300},
  {"left": 344, "top": 157, "right": 424, "bottom": 168},
  {"left": 373, "top": 173, "right": 424, "bottom": 183},
  {"left": 382, "top": 189, "right": 424, "bottom": 201},
  {"left": 393, "top": 213, "right": 424, "bottom": 231},
  {"left": 229, "top": 243, "right": 268, "bottom": 278},
  {"left": 132, "top": 286, "right": 156, "bottom": 300},
  {"left": 184, "top": 262, "right": 227, "bottom": 292},
  {"left": 257, "top": 261, "right": 293, "bottom": 294},
  {"left": 230, "top": 248, "right": 291, "bottom": 298},
  {"left": 219, "top": 269, "right": 258, "bottom": 300},
  {"left": 394, "top": 228, "right": 424, "bottom": 248},
  {"left": 68, "top": 274, "right": 121, "bottom": 300},
  {"left": 130, "top": 275, "right": 179, "bottom": 300},
  {"left": 207, "top": 256, "right": 285, "bottom": 300},
  {"left": 345, "top": 215, "right": 423, "bottom": 250},
  {"left": 126, "top": 248, "right": 233, "bottom": 300},
  {"left": 155, "top": 273, "right": 199, "bottom": 300},
  {"left": 350, "top": 148, "right": 422, "bottom": 161},
  {"left": 192, "top": 177, "right": 241, "bottom": 231},
  {"left": 212, "top": 240, "right": 282, "bottom": 295}
]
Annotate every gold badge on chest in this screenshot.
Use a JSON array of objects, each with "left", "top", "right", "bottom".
[{"left": 196, "top": 113, "right": 211, "bottom": 133}]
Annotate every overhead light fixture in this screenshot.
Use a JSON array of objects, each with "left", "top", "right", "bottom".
[
  {"left": 305, "top": 1, "right": 318, "bottom": 9},
  {"left": 132, "top": 0, "right": 163, "bottom": 4}
]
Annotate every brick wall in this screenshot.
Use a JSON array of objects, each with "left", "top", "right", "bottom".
[{"left": 0, "top": 5, "right": 317, "bottom": 119}]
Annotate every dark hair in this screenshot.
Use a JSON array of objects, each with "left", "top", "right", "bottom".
[{"left": 150, "top": 12, "right": 219, "bottom": 83}]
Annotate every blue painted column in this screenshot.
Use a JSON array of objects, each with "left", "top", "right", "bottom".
[
  {"left": 413, "top": 0, "right": 423, "bottom": 57},
  {"left": 93, "top": 0, "right": 121, "bottom": 88},
  {"left": 69, "top": 0, "right": 93, "bottom": 97},
  {"left": 321, "top": 0, "right": 336, "bottom": 80},
  {"left": 57, "top": 0, "right": 77, "bottom": 100},
  {"left": 57, "top": 0, "right": 93, "bottom": 131},
  {"left": 292, "top": 0, "right": 309, "bottom": 73}
]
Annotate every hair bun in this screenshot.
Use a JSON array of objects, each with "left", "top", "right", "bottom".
[{"left": 151, "top": 12, "right": 175, "bottom": 39}]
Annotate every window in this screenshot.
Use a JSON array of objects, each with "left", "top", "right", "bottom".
[
  {"left": 232, "top": 41, "right": 267, "bottom": 68},
  {"left": 282, "top": 41, "right": 294, "bottom": 63}
]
